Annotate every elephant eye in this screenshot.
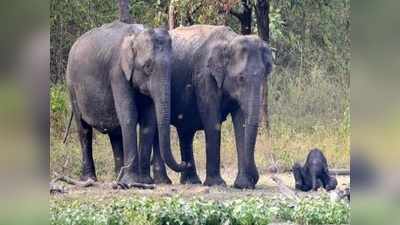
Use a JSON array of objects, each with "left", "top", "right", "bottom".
[
  {"left": 144, "top": 61, "right": 151, "bottom": 69},
  {"left": 143, "top": 60, "right": 153, "bottom": 74},
  {"left": 237, "top": 75, "right": 246, "bottom": 83}
]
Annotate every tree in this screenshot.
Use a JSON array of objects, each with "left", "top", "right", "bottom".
[
  {"left": 254, "top": 0, "right": 270, "bottom": 131},
  {"left": 168, "top": 1, "right": 176, "bottom": 30},
  {"left": 254, "top": 0, "right": 270, "bottom": 42},
  {"left": 230, "top": 0, "right": 252, "bottom": 35},
  {"left": 118, "top": 0, "right": 133, "bottom": 23}
]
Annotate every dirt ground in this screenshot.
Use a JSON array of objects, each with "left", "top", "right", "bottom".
[{"left": 51, "top": 169, "right": 350, "bottom": 201}]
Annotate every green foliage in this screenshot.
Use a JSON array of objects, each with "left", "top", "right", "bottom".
[
  {"left": 269, "top": 66, "right": 349, "bottom": 135},
  {"left": 270, "top": 0, "right": 350, "bottom": 76},
  {"left": 268, "top": 6, "right": 285, "bottom": 41},
  {"left": 50, "top": 85, "right": 69, "bottom": 135},
  {"left": 50, "top": 196, "right": 350, "bottom": 225},
  {"left": 50, "top": 85, "right": 68, "bottom": 115},
  {"left": 292, "top": 197, "right": 349, "bottom": 225}
]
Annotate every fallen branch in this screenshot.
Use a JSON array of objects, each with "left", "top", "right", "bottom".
[
  {"left": 285, "top": 168, "right": 350, "bottom": 176},
  {"left": 114, "top": 163, "right": 155, "bottom": 190},
  {"left": 267, "top": 152, "right": 279, "bottom": 173},
  {"left": 53, "top": 172, "right": 95, "bottom": 187},
  {"left": 49, "top": 183, "right": 67, "bottom": 194},
  {"left": 329, "top": 169, "right": 350, "bottom": 176},
  {"left": 116, "top": 164, "right": 130, "bottom": 182},
  {"left": 112, "top": 182, "right": 155, "bottom": 190},
  {"left": 271, "top": 175, "right": 299, "bottom": 201}
]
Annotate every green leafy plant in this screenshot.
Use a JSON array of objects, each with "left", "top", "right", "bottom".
[
  {"left": 50, "top": 85, "right": 69, "bottom": 135},
  {"left": 50, "top": 196, "right": 350, "bottom": 225}
]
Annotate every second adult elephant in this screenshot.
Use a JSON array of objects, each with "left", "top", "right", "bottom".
[{"left": 150, "top": 25, "right": 273, "bottom": 189}]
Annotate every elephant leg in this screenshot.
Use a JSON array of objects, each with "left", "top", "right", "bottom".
[
  {"left": 111, "top": 73, "right": 141, "bottom": 186},
  {"left": 296, "top": 182, "right": 313, "bottom": 192},
  {"left": 201, "top": 116, "right": 226, "bottom": 187},
  {"left": 152, "top": 133, "right": 172, "bottom": 184},
  {"left": 75, "top": 116, "right": 97, "bottom": 182},
  {"left": 177, "top": 129, "right": 201, "bottom": 184},
  {"left": 196, "top": 94, "right": 225, "bottom": 186},
  {"left": 108, "top": 128, "right": 124, "bottom": 177},
  {"left": 203, "top": 127, "right": 225, "bottom": 186},
  {"left": 138, "top": 103, "right": 156, "bottom": 184},
  {"left": 232, "top": 109, "right": 257, "bottom": 189}
]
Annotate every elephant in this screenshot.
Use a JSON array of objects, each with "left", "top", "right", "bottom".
[
  {"left": 148, "top": 25, "right": 273, "bottom": 189},
  {"left": 65, "top": 21, "right": 187, "bottom": 186},
  {"left": 293, "top": 148, "right": 338, "bottom": 191}
]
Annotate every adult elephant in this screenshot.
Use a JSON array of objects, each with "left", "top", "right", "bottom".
[
  {"left": 65, "top": 21, "right": 187, "bottom": 186},
  {"left": 150, "top": 25, "right": 273, "bottom": 189}
]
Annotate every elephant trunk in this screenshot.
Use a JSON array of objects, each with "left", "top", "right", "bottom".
[
  {"left": 243, "top": 84, "right": 262, "bottom": 182},
  {"left": 151, "top": 66, "right": 187, "bottom": 172}
]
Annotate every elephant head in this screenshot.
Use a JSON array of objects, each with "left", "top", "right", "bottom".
[
  {"left": 120, "top": 28, "right": 187, "bottom": 172},
  {"left": 207, "top": 35, "right": 273, "bottom": 184}
]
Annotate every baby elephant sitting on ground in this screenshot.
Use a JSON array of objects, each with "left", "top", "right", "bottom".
[{"left": 293, "top": 148, "right": 337, "bottom": 191}]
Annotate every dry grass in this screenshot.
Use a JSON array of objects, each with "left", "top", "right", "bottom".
[{"left": 51, "top": 119, "right": 349, "bottom": 182}]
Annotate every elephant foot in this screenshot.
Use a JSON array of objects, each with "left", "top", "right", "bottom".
[
  {"left": 80, "top": 172, "right": 97, "bottom": 182},
  {"left": 117, "top": 172, "right": 142, "bottom": 188},
  {"left": 139, "top": 175, "right": 154, "bottom": 184},
  {"left": 154, "top": 174, "right": 172, "bottom": 184},
  {"left": 204, "top": 175, "right": 226, "bottom": 187},
  {"left": 248, "top": 168, "right": 259, "bottom": 184},
  {"left": 153, "top": 164, "right": 172, "bottom": 184},
  {"left": 233, "top": 174, "right": 256, "bottom": 189},
  {"left": 180, "top": 173, "right": 201, "bottom": 185}
]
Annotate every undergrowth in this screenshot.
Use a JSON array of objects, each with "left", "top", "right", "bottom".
[{"left": 50, "top": 196, "right": 350, "bottom": 225}]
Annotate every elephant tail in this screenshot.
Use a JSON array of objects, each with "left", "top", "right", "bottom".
[{"left": 63, "top": 111, "right": 74, "bottom": 144}]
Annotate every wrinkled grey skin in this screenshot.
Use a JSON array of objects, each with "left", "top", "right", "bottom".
[
  {"left": 150, "top": 25, "right": 273, "bottom": 189},
  {"left": 66, "top": 21, "right": 186, "bottom": 185}
]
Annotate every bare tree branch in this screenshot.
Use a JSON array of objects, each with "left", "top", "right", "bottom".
[
  {"left": 271, "top": 175, "right": 300, "bottom": 201},
  {"left": 186, "top": 1, "right": 204, "bottom": 25},
  {"left": 229, "top": 8, "right": 243, "bottom": 20},
  {"left": 53, "top": 172, "right": 96, "bottom": 187},
  {"left": 191, "top": 1, "right": 204, "bottom": 15},
  {"left": 229, "top": 0, "right": 252, "bottom": 34},
  {"left": 329, "top": 168, "right": 350, "bottom": 176}
]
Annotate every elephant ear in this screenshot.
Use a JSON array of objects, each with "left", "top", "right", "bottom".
[
  {"left": 120, "top": 35, "right": 137, "bottom": 81},
  {"left": 261, "top": 42, "right": 273, "bottom": 75},
  {"left": 207, "top": 42, "right": 229, "bottom": 89}
]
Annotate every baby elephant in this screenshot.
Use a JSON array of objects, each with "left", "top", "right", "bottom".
[{"left": 292, "top": 148, "right": 337, "bottom": 191}]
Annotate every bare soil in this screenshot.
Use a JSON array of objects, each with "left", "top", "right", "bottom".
[{"left": 51, "top": 169, "right": 350, "bottom": 201}]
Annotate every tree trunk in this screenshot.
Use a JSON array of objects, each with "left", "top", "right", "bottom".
[
  {"left": 254, "top": 0, "right": 270, "bottom": 132},
  {"left": 255, "top": 0, "right": 270, "bottom": 42},
  {"left": 230, "top": 0, "right": 252, "bottom": 35},
  {"left": 168, "top": 2, "right": 176, "bottom": 30},
  {"left": 240, "top": 0, "right": 252, "bottom": 35},
  {"left": 118, "top": 0, "right": 133, "bottom": 23}
]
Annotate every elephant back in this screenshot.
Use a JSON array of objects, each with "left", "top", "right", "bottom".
[{"left": 171, "top": 25, "right": 235, "bottom": 53}]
